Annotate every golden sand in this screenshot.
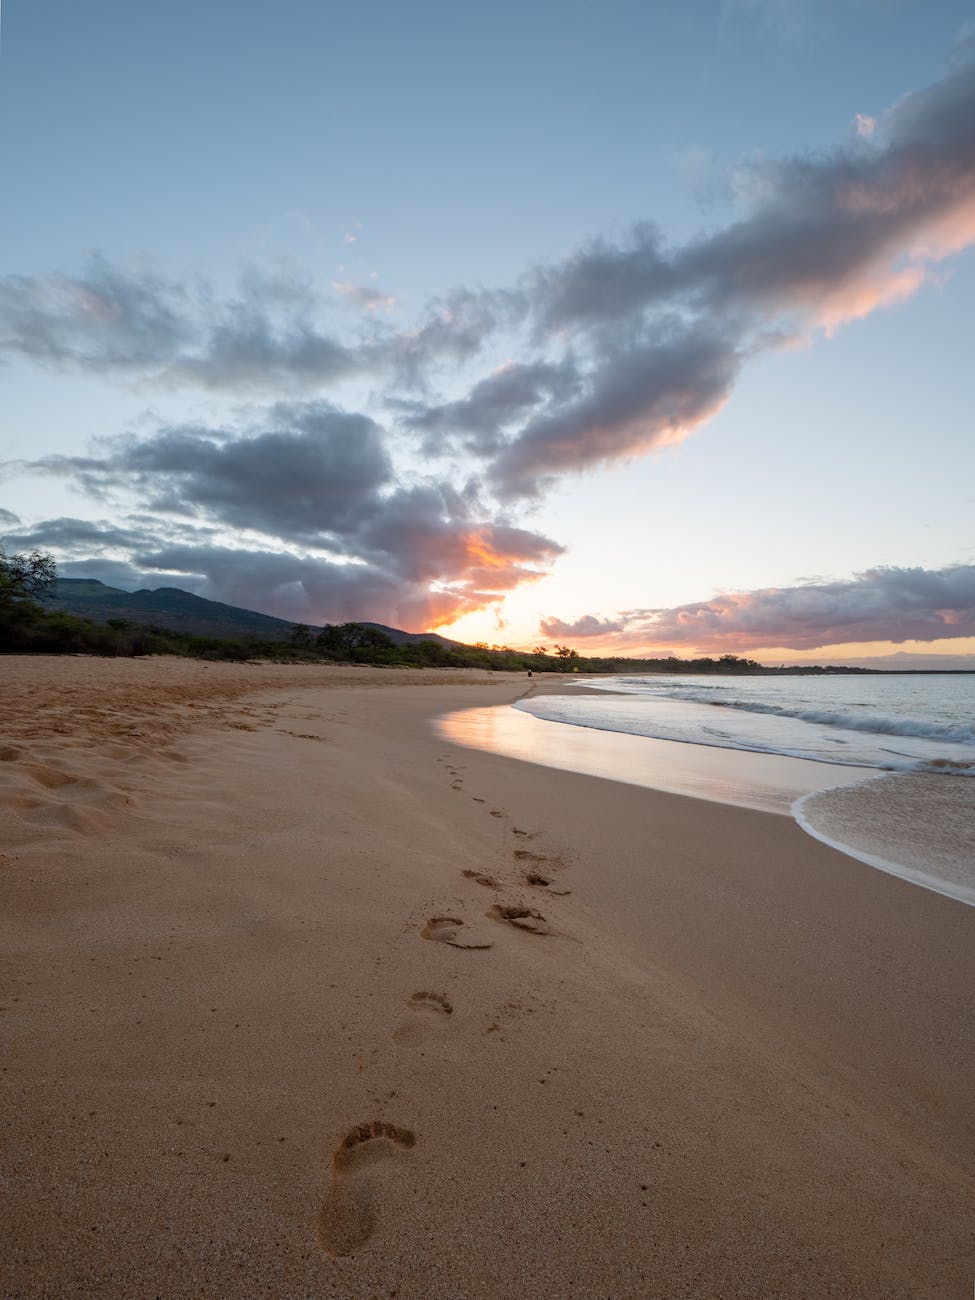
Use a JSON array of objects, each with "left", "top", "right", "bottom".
[{"left": 1, "top": 656, "right": 972, "bottom": 1297}]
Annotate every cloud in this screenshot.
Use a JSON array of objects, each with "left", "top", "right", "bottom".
[
  {"left": 4, "top": 53, "right": 973, "bottom": 502},
  {"left": 398, "top": 359, "right": 580, "bottom": 456},
  {"left": 529, "top": 223, "right": 677, "bottom": 335},
  {"left": 674, "top": 54, "right": 975, "bottom": 329},
  {"left": 4, "top": 401, "right": 563, "bottom": 629},
  {"left": 855, "top": 113, "right": 877, "bottom": 139},
  {"left": 465, "top": 49, "right": 975, "bottom": 496},
  {"left": 488, "top": 323, "right": 741, "bottom": 499},
  {"left": 0, "top": 256, "right": 190, "bottom": 372},
  {"left": 1, "top": 516, "right": 156, "bottom": 552},
  {"left": 539, "top": 614, "right": 624, "bottom": 639},
  {"left": 3, "top": 50, "right": 975, "bottom": 633},
  {"left": 388, "top": 286, "right": 521, "bottom": 387},
  {"left": 0, "top": 257, "right": 361, "bottom": 390},
  {"left": 559, "top": 565, "right": 975, "bottom": 653}
]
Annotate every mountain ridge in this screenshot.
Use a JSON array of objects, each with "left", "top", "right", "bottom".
[{"left": 47, "top": 579, "right": 463, "bottom": 648}]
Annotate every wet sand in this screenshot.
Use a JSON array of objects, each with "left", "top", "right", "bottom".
[{"left": 1, "top": 657, "right": 973, "bottom": 1298}]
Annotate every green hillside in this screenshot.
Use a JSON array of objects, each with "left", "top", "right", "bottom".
[{"left": 47, "top": 579, "right": 460, "bottom": 647}]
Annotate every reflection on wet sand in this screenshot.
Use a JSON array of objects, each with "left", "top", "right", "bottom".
[{"left": 435, "top": 702, "right": 876, "bottom": 816}]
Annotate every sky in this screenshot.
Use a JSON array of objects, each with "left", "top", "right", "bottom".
[{"left": 1, "top": 0, "right": 974, "bottom": 666}]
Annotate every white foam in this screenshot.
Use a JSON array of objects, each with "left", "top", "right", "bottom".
[{"left": 516, "top": 680, "right": 975, "bottom": 774}]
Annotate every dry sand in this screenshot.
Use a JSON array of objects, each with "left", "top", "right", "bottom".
[{"left": 1, "top": 656, "right": 972, "bottom": 1298}]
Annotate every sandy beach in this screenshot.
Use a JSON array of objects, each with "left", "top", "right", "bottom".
[{"left": 1, "top": 657, "right": 973, "bottom": 1299}]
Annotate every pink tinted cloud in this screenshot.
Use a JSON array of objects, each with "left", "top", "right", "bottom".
[
  {"left": 539, "top": 614, "right": 625, "bottom": 638},
  {"left": 543, "top": 566, "right": 975, "bottom": 654}
]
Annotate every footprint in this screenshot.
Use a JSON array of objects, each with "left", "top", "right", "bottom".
[
  {"left": 318, "top": 1121, "right": 416, "bottom": 1257},
  {"left": 526, "top": 872, "right": 571, "bottom": 895},
  {"left": 408, "top": 991, "right": 452, "bottom": 1016},
  {"left": 451, "top": 781, "right": 463, "bottom": 790},
  {"left": 488, "top": 904, "right": 553, "bottom": 936},
  {"left": 393, "top": 992, "right": 453, "bottom": 1044},
  {"left": 489, "top": 808, "right": 505, "bottom": 818},
  {"left": 472, "top": 797, "right": 486, "bottom": 804},
  {"left": 511, "top": 827, "right": 535, "bottom": 838},
  {"left": 462, "top": 869, "right": 498, "bottom": 888},
  {"left": 420, "top": 916, "right": 493, "bottom": 950}
]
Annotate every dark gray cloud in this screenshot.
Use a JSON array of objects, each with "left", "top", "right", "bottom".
[
  {"left": 555, "top": 565, "right": 975, "bottom": 653},
  {"left": 169, "top": 320, "right": 357, "bottom": 391},
  {"left": 530, "top": 223, "right": 677, "bottom": 335},
  {"left": 27, "top": 402, "right": 392, "bottom": 545},
  {"left": 489, "top": 324, "right": 741, "bottom": 499},
  {"left": 132, "top": 543, "right": 403, "bottom": 625},
  {"left": 1, "top": 516, "right": 152, "bottom": 552},
  {"left": 398, "top": 359, "right": 580, "bottom": 456},
  {"left": 7, "top": 399, "right": 563, "bottom": 629}
]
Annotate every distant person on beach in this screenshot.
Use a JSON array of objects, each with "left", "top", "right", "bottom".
[{"left": 527, "top": 668, "right": 533, "bottom": 678}]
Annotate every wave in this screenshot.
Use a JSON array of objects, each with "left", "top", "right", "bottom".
[
  {"left": 514, "top": 695, "right": 975, "bottom": 777},
  {"left": 626, "top": 687, "right": 975, "bottom": 746}
]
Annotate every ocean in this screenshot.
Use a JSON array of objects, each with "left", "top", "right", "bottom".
[
  {"left": 438, "top": 673, "right": 975, "bottom": 907},
  {"left": 520, "top": 673, "right": 975, "bottom": 774}
]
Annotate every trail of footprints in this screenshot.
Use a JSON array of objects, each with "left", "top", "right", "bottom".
[{"left": 319, "top": 751, "right": 571, "bottom": 1259}]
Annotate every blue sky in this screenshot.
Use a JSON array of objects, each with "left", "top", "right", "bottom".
[{"left": 2, "top": 0, "right": 974, "bottom": 663}]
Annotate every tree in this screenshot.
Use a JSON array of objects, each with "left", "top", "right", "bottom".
[
  {"left": 0, "top": 547, "right": 57, "bottom": 604},
  {"left": 316, "top": 622, "right": 394, "bottom": 659},
  {"left": 289, "top": 623, "right": 313, "bottom": 647},
  {"left": 532, "top": 645, "right": 548, "bottom": 656},
  {"left": 553, "top": 643, "right": 580, "bottom": 671}
]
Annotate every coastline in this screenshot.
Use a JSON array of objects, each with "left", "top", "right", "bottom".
[
  {"left": 442, "top": 677, "right": 975, "bottom": 905},
  {"left": 437, "top": 692, "right": 878, "bottom": 815},
  {"left": 2, "top": 657, "right": 973, "bottom": 1297}
]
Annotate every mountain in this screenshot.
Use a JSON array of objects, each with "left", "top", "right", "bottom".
[{"left": 46, "top": 579, "right": 462, "bottom": 647}]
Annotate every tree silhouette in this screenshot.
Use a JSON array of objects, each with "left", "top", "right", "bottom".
[{"left": 0, "top": 547, "right": 56, "bottom": 604}]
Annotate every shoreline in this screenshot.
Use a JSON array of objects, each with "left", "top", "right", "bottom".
[
  {"left": 468, "top": 675, "right": 975, "bottom": 906},
  {"left": 437, "top": 694, "right": 878, "bottom": 815},
  {"left": 2, "top": 657, "right": 973, "bottom": 1297}
]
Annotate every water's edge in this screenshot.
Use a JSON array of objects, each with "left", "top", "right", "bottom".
[{"left": 437, "top": 702, "right": 974, "bottom": 908}]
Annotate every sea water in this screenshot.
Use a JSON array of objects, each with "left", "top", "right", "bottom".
[
  {"left": 517, "top": 673, "right": 975, "bottom": 774},
  {"left": 438, "top": 674, "right": 975, "bottom": 906},
  {"left": 515, "top": 674, "right": 975, "bottom": 906}
]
